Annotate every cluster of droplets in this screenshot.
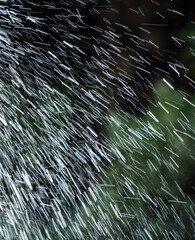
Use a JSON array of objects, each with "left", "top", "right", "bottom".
[{"left": 0, "top": 0, "right": 194, "bottom": 239}]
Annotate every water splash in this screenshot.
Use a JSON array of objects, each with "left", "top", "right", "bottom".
[{"left": 0, "top": 1, "right": 194, "bottom": 239}]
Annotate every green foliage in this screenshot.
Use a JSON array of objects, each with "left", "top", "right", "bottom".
[
  {"left": 1, "top": 79, "right": 194, "bottom": 240},
  {"left": 177, "top": 23, "right": 195, "bottom": 76},
  {"left": 75, "top": 81, "right": 195, "bottom": 239}
]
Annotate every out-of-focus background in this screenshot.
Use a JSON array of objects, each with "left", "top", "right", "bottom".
[
  {"left": 66, "top": 0, "right": 195, "bottom": 239},
  {"left": 0, "top": 0, "right": 194, "bottom": 239}
]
